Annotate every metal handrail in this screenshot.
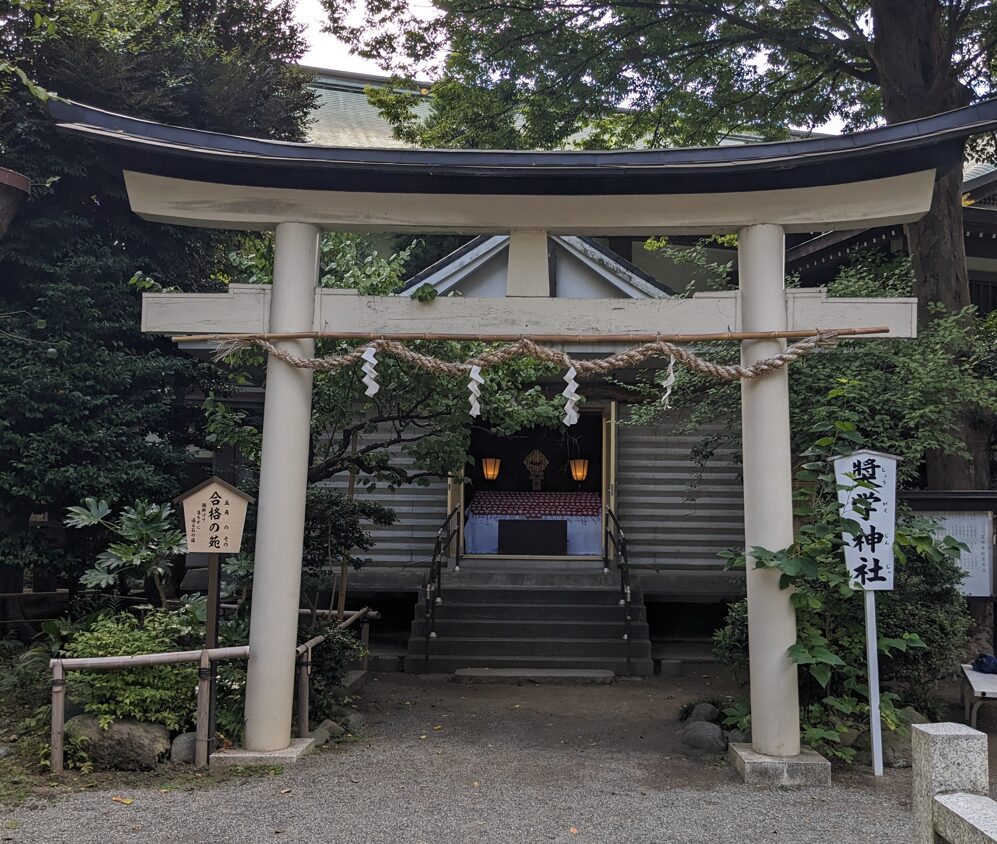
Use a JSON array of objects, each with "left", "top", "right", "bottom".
[
  {"left": 604, "top": 507, "right": 632, "bottom": 676},
  {"left": 424, "top": 506, "right": 460, "bottom": 673}
]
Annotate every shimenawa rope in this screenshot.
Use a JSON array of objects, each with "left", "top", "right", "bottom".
[{"left": 213, "top": 332, "right": 839, "bottom": 382}]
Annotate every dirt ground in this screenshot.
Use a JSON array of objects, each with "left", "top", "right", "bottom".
[{"left": 2, "top": 668, "right": 922, "bottom": 844}]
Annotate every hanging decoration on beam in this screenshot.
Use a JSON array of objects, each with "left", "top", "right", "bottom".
[
  {"left": 659, "top": 355, "right": 677, "bottom": 410},
  {"left": 213, "top": 331, "right": 842, "bottom": 425},
  {"left": 361, "top": 346, "right": 379, "bottom": 397},
  {"left": 468, "top": 365, "right": 484, "bottom": 418},
  {"left": 562, "top": 367, "right": 580, "bottom": 426}
]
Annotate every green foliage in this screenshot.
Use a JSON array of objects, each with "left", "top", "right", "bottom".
[
  {"left": 325, "top": 0, "right": 990, "bottom": 148},
  {"left": 306, "top": 627, "right": 366, "bottom": 725},
  {"left": 62, "top": 612, "right": 198, "bottom": 732},
  {"left": 0, "top": 0, "right": 314, "bottom": 584},
  {"left": 217, "top": 232, "right": 567, "bottom": 491},
  {"left": 65, "top": 499, "right": 186, "bottom": 606},
  {"left": 631, "top": 250, "right": 997, "bottom": 489},
  {"left": 713, "top": 419, "right": 972, "bottom": 761},
  {"left": 302, "top": 488, "right": 396, "bottom": 576}
]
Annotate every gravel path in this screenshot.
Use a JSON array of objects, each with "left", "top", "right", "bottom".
[{"left": 3, "top": 673, "right": 912, "bottom": 843}]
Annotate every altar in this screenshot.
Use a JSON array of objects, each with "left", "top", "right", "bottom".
[{"left": 464, "top": 491, "right": 603, "bottom": 556}]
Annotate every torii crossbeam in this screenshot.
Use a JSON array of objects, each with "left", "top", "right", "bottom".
[{"left": 52, "top": 96, "right": 997, "bottom": 781}]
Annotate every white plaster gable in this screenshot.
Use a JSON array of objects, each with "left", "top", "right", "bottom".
[{"left": 400, "top": 235, "right": 672, "bottom": 300}]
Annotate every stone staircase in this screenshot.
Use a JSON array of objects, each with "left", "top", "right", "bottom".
[{"left": 404, "top": 571, "right": 654, "bottom": 675}]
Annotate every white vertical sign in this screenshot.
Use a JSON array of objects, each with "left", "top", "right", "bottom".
[
  {"left": 832, "top": 448, "right": 900, "bottom": 779},
  {"left": 834, "top": 449, "right": 898, "bottom": 591}
]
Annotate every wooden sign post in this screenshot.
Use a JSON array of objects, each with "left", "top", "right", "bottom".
[{"left": 176, "top": 477, "right": 253, "bottom": 760}]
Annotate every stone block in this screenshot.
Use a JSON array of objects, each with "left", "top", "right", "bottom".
[
  {"left": 209, "top": 737, "right": 315, "bottom": 769},
  {"left": 727, "top": 743, "right": 831, "bottom": 787},
  {"left": 933, "top": 793, "right": 997, "bottom": 844},
  {"left": 912, "top": 723, "right": 989, "bottom": 844}
]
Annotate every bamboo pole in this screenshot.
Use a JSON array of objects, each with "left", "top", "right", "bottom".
[
  {"left": 194, "top": 650, "right": 212, "bottom": 768},
  {"left": 336, "top": 433, "right": 359, "bottom": 623},
  {"left": 50, "top": 660, "right": 65, "bottom": 775},
  {"left": 51, "top": 645, "right": 250, "bottom": 672},
  {"left": 172, "top": 326, "right": 891, "bottom": 345}
]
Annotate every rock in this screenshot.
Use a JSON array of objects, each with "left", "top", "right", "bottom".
[
  {"left": 678, "top": 721, "right": 727, "bottom": 754},
  {"left": 898, "top": 706, "right": 929, "bottom": 726},
  {"left": 0, "top": 746, "right": 10, "bottom": 759},
  {"left": 727, "top": 729, "right": 751, "bottom": 745},
  {"left": 170, "top": 732, "right": 198, "bottom": 765},
  {"left": 687, "top": 703, "right": 720, "bottom": 723},
  {"left": 65, "top": 715, "right": 170, "bottom": 771},
  {"left": 839, "top": 727, "right": 861, "bottom": 748},
  {"left": 326, "top": 720, "right": 346, "bottom": 738},
  {"left": 853, "top": 728, "right": 913, "bottom": 769}
]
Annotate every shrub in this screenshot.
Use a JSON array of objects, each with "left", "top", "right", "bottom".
[
  {"left": 62, "top": 611, "right": 196, "bottom": 732},
  {"left": 307, "top": 626, "right": 366, "bottom": 724},
  {"left": 712, "top": 416, "right": 972, "bottom": 761}
]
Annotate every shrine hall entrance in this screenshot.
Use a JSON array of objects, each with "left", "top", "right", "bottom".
[{"left": 452, "top": 404, "right": 617, "bottom": 566}]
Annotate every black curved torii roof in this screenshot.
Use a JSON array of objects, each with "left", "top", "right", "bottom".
[{"left": 50, "top": 98, "right": 997, "bottom": 197}]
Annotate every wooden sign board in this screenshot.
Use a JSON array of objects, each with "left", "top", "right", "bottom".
[
  {"left": 926, "top": 510, "right": 994, "bottom": 598},
  {"left": 177, "top": 477, "right": 253, "bottom": 554}
]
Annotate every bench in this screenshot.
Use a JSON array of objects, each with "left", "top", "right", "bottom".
[{"left": 961, "top": 664, "right": 997, "bottom": 728}]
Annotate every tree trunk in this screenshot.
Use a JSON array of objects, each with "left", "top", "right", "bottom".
[{"left": 870, "top": 0, "right": 986, "bottom": 490}]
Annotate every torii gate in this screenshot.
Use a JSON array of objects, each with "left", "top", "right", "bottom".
[{"left": 52, "top": 97, "right": 997, "bottom": 779}]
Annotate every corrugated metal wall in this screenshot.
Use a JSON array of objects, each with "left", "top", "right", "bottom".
[
  {"left": 616, "top": 413, "right": 745, "bottom": 569},
  {"left": 322, "top": 414, "right": 744, "bottom": 571},
  {"left": 317, "top": 430, "right": 449, "bottom": 569}
]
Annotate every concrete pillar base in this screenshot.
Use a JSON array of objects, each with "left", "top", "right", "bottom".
[
  {"left": 209, "top": 737, "right": 315, "bottom": 769},
  {"left": 728, "top": 743, "right": 831, "bottom": 786}
]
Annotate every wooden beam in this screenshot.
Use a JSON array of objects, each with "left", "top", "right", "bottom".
[
  {"left": 171, "top": 326, "right": 891, "bottom": 344},
  {"left": 144, "top": 285, "right": 918, "bottom": 340}
]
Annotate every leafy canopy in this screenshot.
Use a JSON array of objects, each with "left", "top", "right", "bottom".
[
  {"left": 323, "top": 0, "right": 996, "bottom": 149},
  {"left": 0, "top": 0, "right": 314, "bottom": 582}
]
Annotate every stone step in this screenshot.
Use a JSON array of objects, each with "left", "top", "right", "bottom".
[
  {"left": 453, "top": 668, "right": 615, "bottom": 685},
  {"left": 419, "top": 601, "right": 646, "bottom": 622},
  {"left": 421, "top": 586, "right": 638, "bottom": 605},
  {"left": 409, "top": 635, "right": 653, "bottom": 659},
  {"left": 404, "top": 654, "right": 654, "bottom": 675},
  {"left": 410, "top": 618, "right": 649, "bottom": 640}
]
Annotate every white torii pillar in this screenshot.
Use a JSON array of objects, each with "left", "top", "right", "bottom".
[
  {"left": 243, "top": 222, "right": 321, "bottom": 751},
  {"left": 738, "top": 224, "right": 801, "bottom": 757}
]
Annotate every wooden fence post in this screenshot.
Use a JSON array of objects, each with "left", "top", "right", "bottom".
[
  {"left": 195, "top": 650, "right": 212, "bottom": 768},
  {"left": 296, "top": 649, "right": 310, "bottom": 739},
  {"left": 361, "top": 621, "right": 370, "bottom": 671},
  {"left": 50, "top": 660, "right": 65, "bottom": 775}
]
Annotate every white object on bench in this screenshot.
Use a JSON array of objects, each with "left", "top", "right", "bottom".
[{"left": 961, "top": 664, "right": 997, "bottom": 728}]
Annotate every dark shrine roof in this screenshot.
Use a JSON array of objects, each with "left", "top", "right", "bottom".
[{"left": 50, "top": 98, "right": 997, "bottom": 197}]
